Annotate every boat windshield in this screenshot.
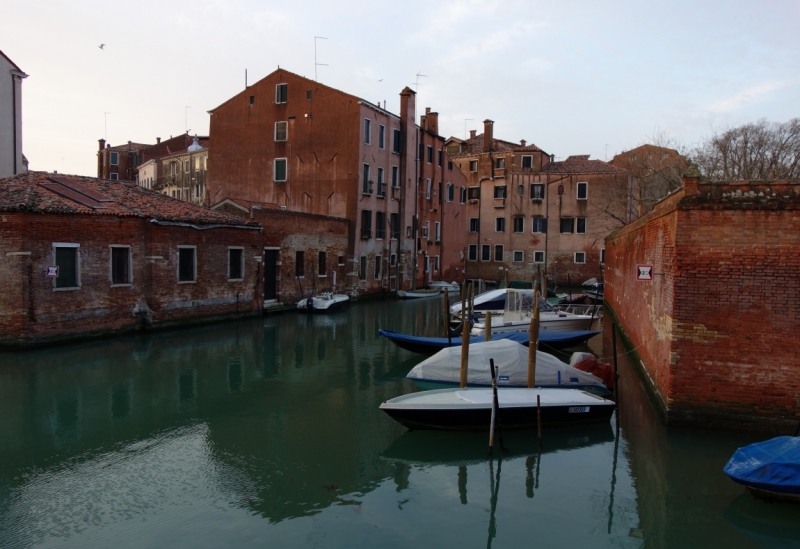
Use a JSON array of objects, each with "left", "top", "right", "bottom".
[{"left": 503, "top": 289, "right": 554, "bottom": 321}]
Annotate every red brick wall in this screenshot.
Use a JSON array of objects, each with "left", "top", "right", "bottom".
[
  {"left": 606, "top": 178, "right": 800, "bottom": 428},
  {"left": 0, "top": 213, "right": 262, "bottom": 347}
]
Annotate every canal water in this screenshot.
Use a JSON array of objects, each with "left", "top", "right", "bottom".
[{"left": 0, "top": 298, "right": 798, "bottom": 548}]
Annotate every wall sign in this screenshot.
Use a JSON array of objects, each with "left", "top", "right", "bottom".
[
  {"left": 46, "top": 266, "right": 59, "bottom": 277},
  {"left": 636, "top": 264, "right": 653, "bottom": 281}
]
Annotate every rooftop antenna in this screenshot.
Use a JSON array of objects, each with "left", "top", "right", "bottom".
[
  {"left": 465, "top": 118, "right": 474, "bottom": 140},
  {"left": 185, "top": 106, "right": 191, "bottom": 133},
  {"left": 314, "top": 36, "right": 328, "bottom": 81},
  {"left": 104, "top": 112, "right": 110, "bottom": 141},
  {"left": 414, "top": 73, "right": 427, "bottom": 91},
  {"left": 245, "top": 69, "right": 248, "bottom": 88}
]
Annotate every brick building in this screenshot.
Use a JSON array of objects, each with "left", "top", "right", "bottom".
[
  {"left": 451, "top": 120, "right": 630, "bottom": 286},
  {"left": 96, "top": 133, "right": 204, "bottom": 182},
  {"left": 605, "top": 176, "right": 800, "bottom": 429},
  {"left": 155, "top": 137, "right": 208, "bottom": 205},
  {"left": 0, "top": 172, "right": 263, "bottom": 348},
  {"left": 206, "top": 69, "right": 467, "bottom": 295}
]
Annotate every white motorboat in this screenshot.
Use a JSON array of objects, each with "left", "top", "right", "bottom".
[
  {"left": 297, "top": 291, "right": 349, "bottom": 312},
  {"left": 397, "top": 288, "right": 442, "bottom": 299},
  {"left": 450, "top": 288, "right": 565, "bottom": 319},
  {"left": 429, "top": 281, "right": 461, "bottom": 294},
  {"left": 470, "top": 289, "right": 598, "bottom": 336}
]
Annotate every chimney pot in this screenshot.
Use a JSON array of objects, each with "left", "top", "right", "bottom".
[
  {"left": 483, "top": 119, "right": 494, "bottom": 152},
  {"left": 520, "top": 139, "right": 526, "bottom": 147},
  {"left": 99, "top": 139, "right": 106, "bottom": 151},
  {"left": 428, "top": 111, "right": 439, "bottom": 135},
  {"left": 469, "top": 130, "right": 476, "bottom": 139},
  {"left": 156, "top": 137, "right": 161, "bottom": 144},
  {"left": 425, "top": 107, "right": 431, "bottom": 115}
]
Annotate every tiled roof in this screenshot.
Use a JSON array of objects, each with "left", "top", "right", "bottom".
[
  {"left": 0, "top": 171, "right": 259, "bottom": 227},
  {"left": 541, "top": 155, "right": 628, "bottom": 175},
  {"left": 108, "top": 142, "right": 151, "bottom": 152},
  {"left": 211, "top": 197, "right": 280, "bottom": 211},
  {"left": 452, "top": 133, "right": 543, "bottom": 156}
]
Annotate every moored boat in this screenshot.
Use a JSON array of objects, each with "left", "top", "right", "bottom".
[
  {"left": 397, "top": 288, "right": 442, "bottom": 299},
  {"left": 379, "top": 387, "right": 615, "bottom": 431},
  {"left": 723, "top": 436, "right": 800, "bottom": 502},
  {"left": 297, "top": 291, "right": 350, "bottom": 312},
  {"left": 429, "top": 281, "right": 460, "bottom": 294}
]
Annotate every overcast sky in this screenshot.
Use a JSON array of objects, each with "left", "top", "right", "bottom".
[{"left": 5, "top": 0, "right": 799, "bottom": 176}]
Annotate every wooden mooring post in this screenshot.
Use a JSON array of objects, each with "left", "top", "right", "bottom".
[
  {"left": 489, "top": 358, "right": 499, "bottom": 451},
  {"left": 527, "top": 289, "right": 540, "bottom": 388},
  {"left": 443, "top": 289, "right": 451, "bottom": 346},
  {"left": 485, "top": 312, "right": 492, "bottom": 342},
  {"left": 459, "top": 284, "right": 470, "bottom": 388}
]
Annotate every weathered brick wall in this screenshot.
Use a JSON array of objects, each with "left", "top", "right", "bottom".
[
  {"left": 606, "top": 178, "right": 800, "bottom": 428},
  {"left": 0, "top": 213, "right": 262, "bottom": 347}
]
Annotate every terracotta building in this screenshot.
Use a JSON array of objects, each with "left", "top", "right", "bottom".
[
  {"left": 0, "top": 172, "right": 263, "bottom": 347},
  {"left": 207, "top": 68, "right": 466, "bottom": 295},
  {"left": 605, "top": 176, "right": 800, "bottom": 429},
  {"left": 451, "top": 121, "right": 630, "bottom": 286},
  {"left": 96, "top": 133, "right": 203, "bottom": 182},
  {"left": 155, "top": 136, "right": 208, "bottom": 206}
]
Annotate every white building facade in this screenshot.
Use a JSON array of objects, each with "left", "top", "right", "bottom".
[{"left": 0, "top": 50, "right": 27, "bottom": 178}]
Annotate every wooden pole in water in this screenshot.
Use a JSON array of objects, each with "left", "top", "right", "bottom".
[
  {"left": 460, "top": 285, "right": 470, "bottom": 388},
  {"left": 568, "top": 273, "right": 572, "bottom": 301},
  {"left": 527, "top": 289, "right": 540, "bottom": 388},
  {"left": 612, "top": 322, "right": 620, "bottom": 426},
  {"left": 536, "top": 394, "right": 542, "bottom": 443},
  {"left": 489, "top": 358, "right": 498, "bottom": 450},
  {"left": 444, "top": 288, "right": 451, "bottom": 345},
  {"left": 485, "top": 311, "right": 492, "bottom": 342},
  {"left": 469, "top": 283, "right": 475, "bottom": 320}
]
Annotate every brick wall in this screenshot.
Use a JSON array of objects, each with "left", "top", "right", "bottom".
[{"left": 606, "top": 177, "right": 800, "bottom": 429}]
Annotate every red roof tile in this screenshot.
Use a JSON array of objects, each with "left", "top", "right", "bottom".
[
  {"left": 0, "top": 172, "right": 259, "bottom": 227},
  {"left": 541, "top": 155, "right": 628, "bottom": 175}
]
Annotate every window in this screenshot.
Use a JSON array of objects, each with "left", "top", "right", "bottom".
[
  {"left": 338, "top": 254, "right": 345, "bottom": 266},
  {"left": 427, "top": 145, "right": 433, "bottom": 163},
  {"left": 390, "top": 253, "right": 397, "bottom": 266},
  {"left": 318, "top": 251, "right": 326, "bottom": 276},
  {"left": 54, "top": 244, "right": 79, "bottom": 289},
  {"left": 111, "top": 246, "right": 131, "bottom": 285},
  {"left": 577, "top": 217, "right": 587, "bottom": 234},
  {"left": 601, "top": 248, "right": 606, "bottom": 264},
  {"left": 531, "top": 184, "right": 544, "bottom": 200},
  {"left": 295, "top": 251, "right": 304, "bottom": 277},
  {"left": 359, "top": 256, "right": 367, "bottom": 280},
  {"left": 392, "top": 166, "right": 399, "bottom": 188},
  {"left": 468, "top": 187, "right": 480, "bottom": 200},
  {"left": 426, "top": 178, "right": 432, "bottom": 199},
  {"left": 178, "top": 247, "right": 196, "bottom": 282},
  {"left": 364, "top": 119, "right": 371, "bottom": 144},
  {"left": 392, "top": 129, "right": 402, "bottom": 153},
  {"left": 194, "top": 185, "right": 200, "bottom": 198},
  {"left": 423, "top": 255, "right": 429, "bottom": 273},
  {"left": 376, "top": 211, "right": 386, "bottom": 239},
  {"left": 534, "top": 251, "right": 545, "bottom": 263},
  {"left": 110, "top": 152, "right": 119, "bottom": 166},
  {"left": 574, "top": 252, "right": 586, "bottom": 264},
  {"left": 446, "top": 183, "right": 454, "bottom": 202},
  {"left": 434, "top": 255, "right": 440, "bottom": 272},
  {"left": 469, "top": 218, "right": 479, "bottom": 232},
  {"left": 110, "top": 173, "right": 118, "bottom": 181},
  {"left": 521, "top": 155, "right": 533, "bottom": 169},
  {"left": 362, "top": 164, "right": 371, "bottom": 194},
  {"left": 275, "top": 121, "right": 287, "bottom": 141},
  {"left": 379, "top": 125, "right": 385, "bottom": 149},
  {"left": 361, "top": 209, "right": 372, "bottom": 239},
  {"left": 481, "top": 245, "right": 491, "bottom": 261},
  {"left": 250, "top": 95, "right": 255, "bottom": 105},
  {"left": 275, "top": 83, "right": 287, "bottom": 103},
  {"left": 377, "top": 167, "right": 385, "bottom": 197},
  {"left": 577, "top": 182, "right": 588, "bottom": 200},
  {"left": 170, "top": 162, "right": 177, "bottom": 176},
  {"left": 374, "top": 254, "right": 382, "bottom": 279},
  {"left": 438, "top": 149, "right": 443, "bottom": 166},
  {"left": 448, "top": 161, "right": 453, "bottom": 170},
  {"left": 495, "top": 217, "right": 505, "bottom": 232},
  {"left": 560, "top": 217, "right": 574, "bottom": 234},
  {"left": 468, "top": 244, "right": 478, "bottom": 261},
  {"left": 496, "top": 157, "right": 505, "bottom": 169},
  {"left": 274, "top": 158, "right": 287, "bottom": 182},
  {"left": 460, "top": 186, "right": 467, "bottom": 204},
  {"left": 435, "top": 221, "right": 441, "bottom": 241},
  {"left": 518, "top": 184, "right": 524, "bottom": 196},
  {"left": 513, "top": 251, "right": 524, "bottom": 263},
  {"left": 513, "top": 217, "right": 524, "bottom": 233},
  {"left": 183, "top": 160, "right": 189, "bottom": 172},
  {"left": 228, "top": 248, "right": 244, "bottom": 280},
  {"left": 422, "top": 222, "right": 429, "bottom": 238},
  {"left": 493, "top": 186, "right": 507, "bottom": 199},
  {"left": 390, "top": 213, "right": 400, "bottom": 239},
  {"left": 532, "top": 216, "right": 547, "bottom": 233},
  {"left": 469, "top": 160, "right": 478, "bottom": 172},
  {"left": 494, "top": 245, "right": 504, "bottom": 262},
  {"left": 307, "top": 90, "right": 312, "bottom": 100}
]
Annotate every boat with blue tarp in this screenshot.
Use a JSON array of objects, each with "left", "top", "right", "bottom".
[{"left": 723, "top": 436, "right": 800, "bottom": 502}]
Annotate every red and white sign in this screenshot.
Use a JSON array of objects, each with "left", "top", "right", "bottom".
[
  {"left": 636, "top": 264, "right": 653, "bottom": 281},
  {"left": 46, "top": 266, "right": 59, "bottom": 277}
]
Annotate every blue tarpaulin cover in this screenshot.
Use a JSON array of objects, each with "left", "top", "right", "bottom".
[{"left": 723, "top": 436, "right": 800, "bottom": 495}]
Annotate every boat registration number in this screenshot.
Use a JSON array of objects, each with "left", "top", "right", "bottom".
[{"left": 568, "top": 407, "right": 590, "bottom": 413}]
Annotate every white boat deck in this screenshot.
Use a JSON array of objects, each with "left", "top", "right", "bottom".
[{"left": 381, "top": 387, "right": 611, "bottom": 410}]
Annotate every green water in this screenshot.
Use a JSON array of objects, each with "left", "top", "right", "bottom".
[{"left": 0, "top": 298, "right": 798, "bottom": 548}]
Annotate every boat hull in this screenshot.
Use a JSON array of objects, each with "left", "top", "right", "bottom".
[
  {"left": 471, "top": 316, "right": 598, "bottom": 336},
  {"left": 397, "top": 289, "right": 442, "bottom": 299},
  {"left": 378, "top": 329, "right": 601, "bottom": 355},
  {"left": 407, "top": 378, "right": 611, "bottom": 397}
]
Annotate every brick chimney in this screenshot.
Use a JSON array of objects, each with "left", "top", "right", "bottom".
[
  {"left": 428, "top": 111, "right": 439, "bottom": 135},
  {"left": 156, "top": 137, "right": 161, "bottom": 144},
  {"left": 520, "top": 139, "right": 526, "bottom": 147},
  {"left": 483, "top": 120, "right": 494, "bottom": 152},
  {"left": 98, "top": 138, "right": 105, "bottom": 150},
  {"left": 469, "top": 130, "right": 476, "bottom": 139}
]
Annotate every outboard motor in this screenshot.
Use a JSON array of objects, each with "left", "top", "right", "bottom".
[{"left": 306, "top": 297, "right": 315, "bottom": 313}]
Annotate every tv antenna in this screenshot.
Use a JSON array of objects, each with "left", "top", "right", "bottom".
[
  {"left": 315, "top": 36, "right": 328, "bottom": 81},
  {"left": 414, "top": 73, "right": 427, "bottom": 91}
]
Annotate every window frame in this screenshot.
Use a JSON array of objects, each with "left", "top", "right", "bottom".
[
  {"left": 469, "top": 159, "right": 478, "bottom": 172},
  {"left": 577, "top": 182, "right": 588, "bottom": 200},
  {"left": 295, "top": 250, "right": 305, "bottom": 278},
  {"left": 574, "top": 252, "right": 586, "bottom": 264},
  {"left": 359, "top": 255, "right": 367, "bottom": 281},
  {"left": 378, "top": 124, "right": 385, "bottom": 150},
  {"left": 493, "top": 185, "right": 507, "bottom": 199},
  {"left": 446, "top": 182, "right": 454, "bottom": 202},
  {"left": 469, "top": 217, "right": 479, "bottom": 233},
  {"left": 560, "top": 217, "right": 574, "bottom": 234},
  {"left": 177, "top": 245, "right": 197, "bottom": 284},
  {"left": 576, "top": 217, "right": 587, "bottom": 234},
  {"left": 364, "top": 118, "right": 372, "bottom": 145},
  {"left": 109, "top": 245, "right": 132, "bottom": 287},
  {"left": 435, "top": 221, "right": 441, "bottom": 241},
  {"left": 496, "top": 157, "right": 506, "bottom": 169},
  {"left": 531, "top": 183, "right": 544, "bottom": 200},
  {"left": 532, "top": 216, "right": 547, "bottom": 234},
  {"left": 109, "top": 173, "right": 118, "bottom": 181},
  {"left": 521, "top": 155, "right": 533, "bottom": 169},
  {"left": 374, "top": 254, "right": 382, "bottom": 280},
  {"left": 600, "top": 248, "right": 606, "bottom": 264},
  {"left": 427, "top": 145, "right": 433, "bottom": 164},
  {"left": 495, "top": 217, "right": 505, "bottom": 233},
  {"left": 362, "top": 163, "right": 371, "bottom": 194},
  {"left": 361, "top": 209, "right": 373, "bottom": 239},
  {"left": 468, "top": 186, "right": 480, "bottom": 200},
  {"left": 377, "top": 167, "right": 385, "bottom": 197},
  {"left": 275, "top": 83, "right": 288, "bottom": 104},
  {"left": 392, "top": 129, "right": 402, "bottom": 153},
  {"left": 227, "top": 247, "right": 245, "bottom": 282},
  {"left": 534, "top": 251, "right": 545, "bottom": 264},
  {"left": 434, "top": 255, "right": 440, "bottom": 272},
  {"left": 376, "top": 211, "right": 386, "bottom": 240},
  {"left": 468, "top": 244, "right": 478, "bottom": 261},
  {"left": 110, "top": 151, "right": 119, "bottom": 166},
  {"left": 391, "top": 165, "right": 399, "bottom": 188},
  {"left": 274, "top": 121, "right": 288, "bottom": 142},
  {"left": 274, "top": 158, "right": 288, "bottom": 182},
  {"left": 53, "top": 243, "right": 81, "bottom": 290},
  {"left": 513, "top": 216, "right": 524, "bottom": 233},
  {"left": 494, "top": 245, "right": 504, "bottom": 262},
  {"left": 512, "top": 250, "right": 524, "bottom": 263},
  {"left": 460, "top": 186, "right": 467, "bottom": 204},
  {"left": 481, "top": 244, "right": 491, "bottom": 262},
  {"left": 318, "top": 251, "right": 327, "bottom": 277},
  {"left": 426, "top": 178, "right": 432, "bottom": 200}
]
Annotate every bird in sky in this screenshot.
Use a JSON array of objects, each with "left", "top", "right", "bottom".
[
  {"left": 99, "top": 44, "right": 105, "bottom": 50},
  {"left": 377, "top": 79, "right": 383, "bottom": 82}
]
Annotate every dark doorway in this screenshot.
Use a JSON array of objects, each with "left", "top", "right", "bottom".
[{"left": 264, "top": 249, "right": 278, "bottom": 301}]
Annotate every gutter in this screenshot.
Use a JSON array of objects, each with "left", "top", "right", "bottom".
[{"left": 149, "top": 219, "right": 262, "bottom": 231}]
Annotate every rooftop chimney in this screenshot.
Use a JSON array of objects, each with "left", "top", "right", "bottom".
[
  {"left": 469, "top": 130, "right": 476, "bottom": 139},
  {"left": 520, "top": 139, "right": 526, "bottom": 147},
  {"left": 156, "top": 137, "right": 161, "bottom": 144},
  {"left": 98, "top": 139, "right": 106, "bottom": 151},
  {"left": 428, "top": 111, "right": 439, "bottom": 135},
  {"left": 483, "top": 120, "right": 494, "bottom": 152}
]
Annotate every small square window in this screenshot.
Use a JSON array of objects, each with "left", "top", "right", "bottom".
[
  {"left": 574, "top": 252, "right": 586, "bottom": 264},
  {"left": 469, "top": 160, "right": 478, "bottom": 172},
  {"left": 276, "top": 83, "right": 288, "bottom": 104},
  {"left": 521, "top": 155, "right": 533, "bottom": 169},
  {"left": 274, "top": 158, "right": 287, "bottom": 182},
  {"left": 275, "top": 121, "right": 288, "bottom": 142},
  {"left": 496, "top": 158, "right": 505, "bottom": 169},
  {"left": 468, "top": 187, "right": 480, "bottom": 200},
  {"left": 109, "top": 173, "right": 118, "bottom": 181},
  {"left": 228, "top": 248, "right": 244, "bottom": 280},
  {"left": 493, "top": 186, "right": 507, "bottom": 199},
  {"left": 534, "top": 251, "right": 545, "bottom": 263},
  {"left": 577, "top": 182, "right": 588, "bottom": 200},
  {"left": 178, "top": 247, "right": 196, "bottom": 282},
  {"left": 512, "top": 251, "right": 524, "bottom": 263},
  {"left": 531, "top": 184, "right": 544, "bottom": 200},
  {"left": 560, "top": 217, "right": 574, "bottom": 234}
]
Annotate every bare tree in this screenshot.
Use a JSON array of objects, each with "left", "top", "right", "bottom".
[{"left": 693, "top": 118, "right": 800, "bottom": 181}]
